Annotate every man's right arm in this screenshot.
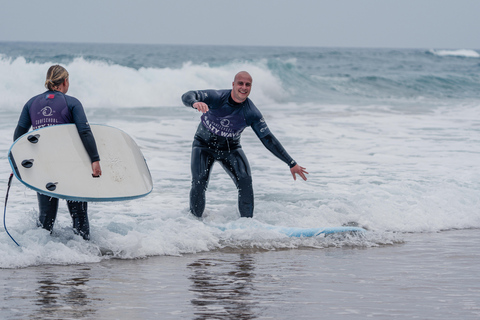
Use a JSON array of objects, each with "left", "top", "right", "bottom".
[
  {"left": 182, "top": 90, "right": 224, "bottom": 113},
  {"left": 182, "top": 90, "right": 226, "bottom": 108},
  {"left": 182, "top": 90, "right": 203, "bottom": 107}
]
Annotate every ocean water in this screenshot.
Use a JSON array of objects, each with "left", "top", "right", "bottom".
[{"left": 0, "top": 42, "right": 479, "bottom": 319}]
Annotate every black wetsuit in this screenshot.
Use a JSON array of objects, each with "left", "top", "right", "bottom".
[
  {"left": 14, "top": 91, "right": 100, "bottom": 240},
  {"left": 182, "top": 89, "right": 296, "bottom": 218}
]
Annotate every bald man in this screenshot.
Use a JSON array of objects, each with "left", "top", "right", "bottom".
[{"left": 181, "top": 71, "right": 308, "bottom": 218}]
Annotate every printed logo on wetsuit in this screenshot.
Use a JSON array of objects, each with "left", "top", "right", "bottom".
[
  {"left": 259, "top": 118, "right": 269, "bottom": 133},
  {"left": 39, "top": 106, "right": 54, "bottom": 117},
  {"left": 220, "top": 119, "right": 230, "bottom": 127},
  {"left": 201, "top": 112, "right": 247, "bottom": 138},
  {"left": 34, "top": 105, "right": 59, "bottom": 129},
  {"left": 198, "top": 91, "right": 208, "bottom": 100},
  {"left": 30, "top": 93, "right": 67, "bottom": 130}
]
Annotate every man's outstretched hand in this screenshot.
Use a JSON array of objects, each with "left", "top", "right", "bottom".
[{"left": 290, "top": 164, "right": 308, "bottom": 181}]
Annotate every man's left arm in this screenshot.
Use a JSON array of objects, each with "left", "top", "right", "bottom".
[
  {"left": 252, "top": 119, "right": 308, "bottom": 181},
  {"left": 258, "top": 133, "right": 308, "bottom": 181}
]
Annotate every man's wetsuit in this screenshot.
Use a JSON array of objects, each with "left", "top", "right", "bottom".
[
  {"left": 182, "top": 89, "right": 297, "bottom": 218},
  {"left": 14, "top": 91, "right": 100, "bottom": 240}
]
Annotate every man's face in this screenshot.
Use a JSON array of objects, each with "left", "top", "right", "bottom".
[{"left": 231, "top": 73, "right": 252, "bottom": 103}]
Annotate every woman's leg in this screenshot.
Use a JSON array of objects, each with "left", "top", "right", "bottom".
[
  {"left": 67, "top": 201, "right": 90, "bottom": 240},
  {"left": 37, "top": 193, "right": 59, "bottom": 231}
]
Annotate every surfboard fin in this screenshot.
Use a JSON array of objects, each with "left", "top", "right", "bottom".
[
  {"left": 27, "top": 134, "right": 40, "bottom": 144},
  {"left": 21, "top": 159, "right": 34, "bottom": 168},
  {"left": 46, "top": 182, "right": 58, "bottom": 191}
]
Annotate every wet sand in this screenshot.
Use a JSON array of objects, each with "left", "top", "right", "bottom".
[{"left": 1, "top": 229, "right": 479, "bottom": 320}]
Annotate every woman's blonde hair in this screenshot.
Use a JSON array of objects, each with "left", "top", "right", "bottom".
[{"left": 45, "top": 65, "right": 69, "bottom": 91}]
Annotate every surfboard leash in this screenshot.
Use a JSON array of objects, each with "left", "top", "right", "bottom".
[{"left": 4, "top": 173, "right": 20, "bottom": 246}]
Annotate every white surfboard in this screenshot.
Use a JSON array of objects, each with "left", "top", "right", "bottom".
[{"left": 8, "top": 124, "right": 153, "bottom": 202}]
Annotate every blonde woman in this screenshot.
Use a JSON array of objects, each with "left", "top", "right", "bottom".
[{"left": 13, "top": 65, "right": 101, "bottom": 240}]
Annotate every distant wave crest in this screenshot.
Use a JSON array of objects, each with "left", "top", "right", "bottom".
[
  {"left": 0, "top": 55, "right": 286, "bottom": 109},
  {"left": 427, "top": 49, "right": 480, "bottom": 58},
  {"left": 2, "top": 48, "right": 480, "bottom": 110}
]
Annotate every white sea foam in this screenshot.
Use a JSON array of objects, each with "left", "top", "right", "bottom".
[
  {"left": 1, "top": 46, "right": 480, "bottom": 268},
  {"left": 0, "top": 56, "right": 285, "bottom": 110},
  {"left": 429, "top": 49, "right": 480, "bottom": 58},
  {"left": 2, "top": 98, "right": 480, "bottom": 268}
]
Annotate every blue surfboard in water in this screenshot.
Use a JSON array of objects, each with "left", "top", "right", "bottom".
[
  {"left": 211, "top": 220, "right": 365, "bottom": 237},
  {"left": 265, "top": 225, "right": 365, "bottom": 237}
]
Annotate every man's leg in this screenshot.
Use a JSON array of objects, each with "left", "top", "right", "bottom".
[
  {"left": 221, "top": 149, "right": 254, "bottom": 218},
  {"left": 190, "top": 146, "right": 215, "bottom": 218}
]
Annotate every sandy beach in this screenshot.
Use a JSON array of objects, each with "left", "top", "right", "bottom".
[{"left": 1, "top": 229, "right": 479, "bottom": 319}]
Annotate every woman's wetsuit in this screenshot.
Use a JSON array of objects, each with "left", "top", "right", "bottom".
[
  {"left": 14, "top": 91, "right": 100, "bottom": 240},
  {"left": 182, "top": 89, "right": 296, "bottom": 218}
]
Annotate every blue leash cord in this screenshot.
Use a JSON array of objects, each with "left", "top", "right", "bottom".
[{"left": 4, "top": 173, "right": 20, "bottom": 246}]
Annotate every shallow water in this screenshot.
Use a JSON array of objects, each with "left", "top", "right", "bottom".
[
  {"left": 1, "top": 43, "right": 480, "bottom": 319},
  {"left": 1, "top": 229, "right": 479, "bottom": 320},
  {"left": 1, "top": 44, "right": 480, "bottom": 268}
]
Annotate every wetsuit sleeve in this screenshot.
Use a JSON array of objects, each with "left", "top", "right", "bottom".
[
  {"left": 181, "top": 90, "right": 224, "bottom": 108},
  {"left": 13, "top": 125, "right": 29, "bottom": 141},
  {"left": 67, "top": 97, "right": 100, "bottom": 163},
  {"left": 246, "top": 101, "right": 296, "bottom": 168},
  {"left": 13, "top": 101, "right": 33, "bottom": 141},
  {"left": 259, "top": 133, "right": 297, "bottom": 168},
  {"left": 182, "top": 90, "right": 200, "bottom": 107}
]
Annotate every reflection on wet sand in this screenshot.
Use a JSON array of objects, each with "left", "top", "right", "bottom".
[
  {"left": 188, "top": 254, "right": 257, "bottom": 320},
  {"left": 30, "top": 266, "right": 99, "bottom": 320}
]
